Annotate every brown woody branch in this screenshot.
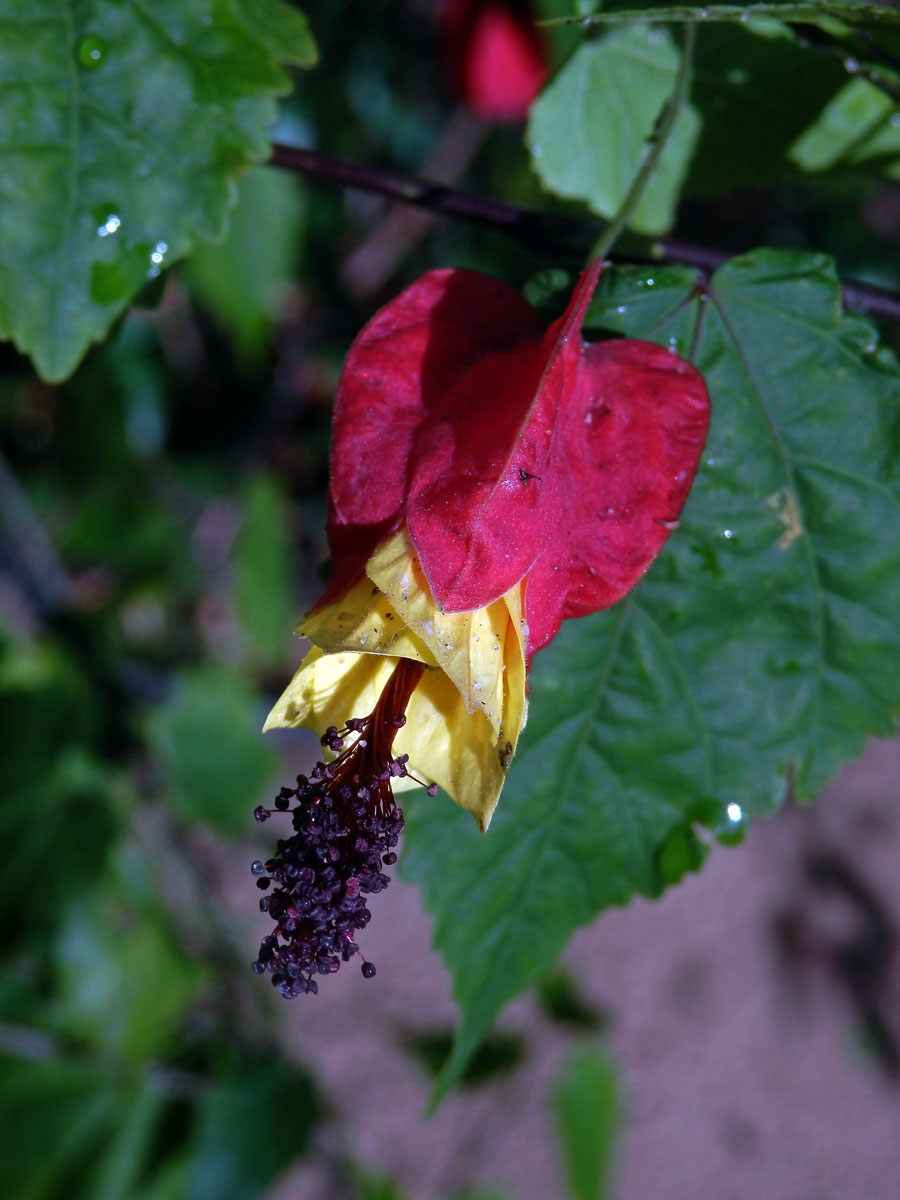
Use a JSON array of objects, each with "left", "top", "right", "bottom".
[{"left": 269, "top": 143, "right": 900, "bottom": 326}]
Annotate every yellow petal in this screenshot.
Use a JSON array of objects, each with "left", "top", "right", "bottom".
[
  {"left": 394, "top": 667, "right": 512, "bottom": 831},
  {"left": 263, "top": 644, "right": 397, "bottom": 734},
  {"left": 298, "top": 572, "right": 434, "bottom": 665},
  {"left": 366, "top": 528, "right": 510, "bottom": 737}
]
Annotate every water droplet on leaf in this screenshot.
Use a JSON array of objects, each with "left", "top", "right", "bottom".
[
  {"left": 77, "top": 34, "right": 107, "bottom": 69},
  {"left": 718, "top": 802, "right": 748, "bottom": 846},
  {"left": 691, "top": 798, "right": 749, "bottom": 846},
  {"left": 96, "top": 213, "right": 121, "bottom": 238},
  {"left": 148, "top": 240, "right": 169, "bottom": 277}
]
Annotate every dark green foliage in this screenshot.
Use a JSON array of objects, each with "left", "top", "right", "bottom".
[
  {"left": 2, "top": 0, "right": 900, "bottom": 1192},
  {"left": 0, "top": 0, "right": 315, "bottom": 381},
  {"left": 402, "top": 251, "right": 900, "bottom": 1100}
]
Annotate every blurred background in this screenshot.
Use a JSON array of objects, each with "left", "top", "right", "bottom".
[{"left": 3, "top": 2, "right": 900, "bottom": 1197}]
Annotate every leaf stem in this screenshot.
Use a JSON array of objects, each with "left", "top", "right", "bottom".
[
  {"left": 591, "top": 23, "right": 697, "bottom": 262},
  {"left": 541, "top": 4, "right": 900, "bottom": 31}
]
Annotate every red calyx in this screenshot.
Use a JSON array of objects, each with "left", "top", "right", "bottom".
[{"left": 324, "top": 260, "right": 710, "bottom": 662}]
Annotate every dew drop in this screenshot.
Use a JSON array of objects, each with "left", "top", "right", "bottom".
[
  {"left": 717, "top": 802, "right": 748, "bottom": 846},
  {"left": 616, "top": 304, "right": 627, "bottom": 314},
  {"left": 96, "top": 213, "right": 121, "bottom": 238},
  {"left": 843, "top": 57, "right": 860, "bottom": 73},
  {"left": 646, "top": 277, "right": 655, "bottom": 287},
  {"left": 691, "top": 798, "right": 748, "bottom": 846},
  {"left": 77, "top": 34, "right": 107, "bottom": 69},
  {"left": 147, "top": 240, "right": 169, "bottom": 278},
  {"left": 721, "top": 528, "right": 737, "bottom": 540}
]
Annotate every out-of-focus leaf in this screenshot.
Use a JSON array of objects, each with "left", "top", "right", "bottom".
[
  {"left": 0, "top": 639, "right": 97, "bottom": 793},
  {"left": 789, "top": 78, "right": 900, "bottom": 175},
  {"left": 687, "top": 24, "right": 848, "bottom": 194},
  {"left": 0, "top": 1049, "right": 316, "bottom": 1200},
  {"left": 0, "top": 640, "right": 116, "bottom": 948},
  {"left": 527, "top": 25, "right": 700, "bottom": 234},
  {"left": 356, "top": 1173, "right": 408, "bottom": 1200},
  {"left": 53, "top": 882, "right": 203, "bottom": 1062},
  {"left": 442, "top": 1191, "right": 511, "bottom": 1200},
  {"left": 0, "top": 0, "right": 316, "bottom": 382},
  {"left": 184, "top": 167, "right": 307, "bottom": 363},
  {"left": 90, "top": 1083, "right": 167, "bottom": 1200},
  {"left": 403, "top": 250, "right": 900, "bottom": 1102},
  {"left": 402, "top": 1029, "right": 527, "bottom": 1086},
  {"left": 0, "top": 749, "right": 119, "bottom": 950},
  {"left": 535, "top": 969, "right": 606, "bottom": 1032},
  {"left": 187, "top": 1056, "right": 318, "bottom": 1200},
  {"left": 233, "top": 473, "right": 294, "bottom": 667},
  {"left": 146, "top": 665, "right": 277, "bottom": 835},
  {"left": 552, "top": 1048, "right": 621, "bottom": 1200},
  {"left": 0, "top": 1055, "right": 118, "bottom": 1199}
]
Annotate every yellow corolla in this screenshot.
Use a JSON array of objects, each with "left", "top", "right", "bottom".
[{"left": 263, "top": 526, "right": 527, "bottom": 832}]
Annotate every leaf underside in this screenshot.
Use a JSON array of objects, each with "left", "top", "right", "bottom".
[
  {"left": 401, "top": 247, "right": 900, "bottom": 1105},
  {"left": 0, "top": 0, "right": 315, "bottom": 382}
]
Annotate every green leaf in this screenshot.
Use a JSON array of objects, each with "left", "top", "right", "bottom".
[
  {"left": 0, "top": 640, "right": 117, "bottom": 948},
  {"left": 789, "top": 78, "right": 900, "bottom": 175},
  {"left": 0, "top": 0, "right": 316, "bottom": 382},
  {"left": 233, "top": 472, "right": 295, "bottom": 666},
  {"left": 527, "top": 25, "right": 701, "bottom": 235},
  {"left": 534, "top": 969, "right": 607, "bottom": 1032},
  {"left": 402, "top": 1029, "right": 527, "bottom": 1087},
  {"left": 552, "top": 1049, "right": 622, "bottom": 1200},
  {"left": 88, "top": 1083, "right": 167, "bottom": 1200},
  {"left": 183, "top": 166, "right": 307, "bottom": 363},
  {"left": 687, "top": 24, "right": 849, "bottom": 194},
  {"left": 402, "top": 249, "right": 900, "bottom": 1103},
  {"left": 53, "top": 881, "right": 204, "bottom": 1062},
  {"left": 187, "top": 1057, "right": 318, "bottom": 1200},
  {"left": 0, "top": 1055, "right": 118, "bottom": 1199},
  {"left": 146, "top": 665, "right": 277, "bottom": 835}
]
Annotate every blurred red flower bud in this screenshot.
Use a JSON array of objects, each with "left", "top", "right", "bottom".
[{"left": 440, "top": 0, "right": 548, "bottom": 122}]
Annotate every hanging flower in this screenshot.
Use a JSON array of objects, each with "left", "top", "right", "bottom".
[
  {"left": 251, "top": 259, "right": 710, "bottom": 996},
  {"left": 440, "top": 0, "right": 548, "bottom": 123}
]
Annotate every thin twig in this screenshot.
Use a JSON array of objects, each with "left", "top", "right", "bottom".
[
  {"left": 268, "top": 143, "right": 592, "bottom": 256},
  {"left": 268, "top": 143, "right": 900, "bottom": 326},
  {"left": 593, "top": 23, "right": 697, "bottom": 261}
]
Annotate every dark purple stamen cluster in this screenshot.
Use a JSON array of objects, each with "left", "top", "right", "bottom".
[{"left": 250, "top": 658, "right": 428, "bottom": 997}]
